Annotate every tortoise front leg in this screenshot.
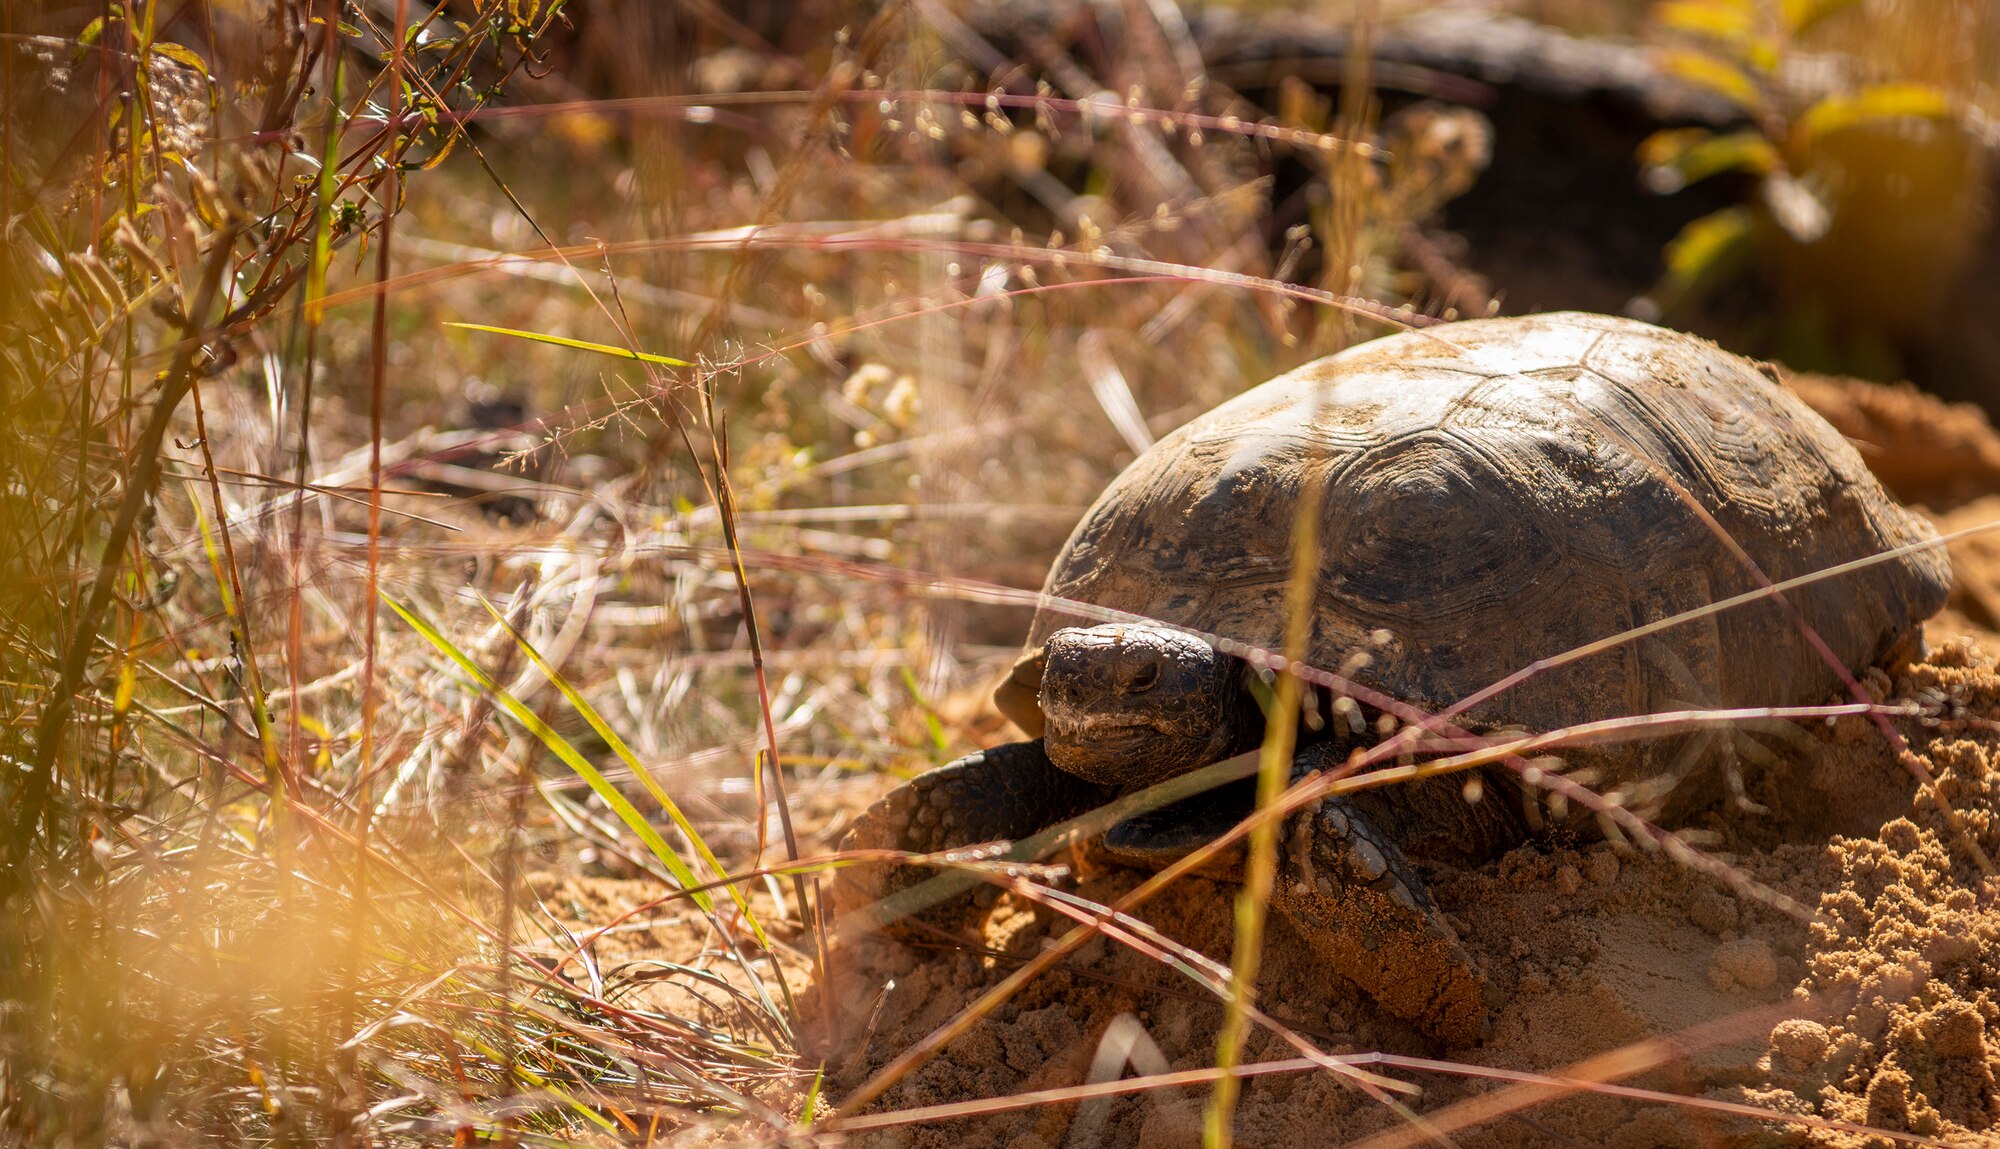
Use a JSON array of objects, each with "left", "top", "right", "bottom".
[
  {"left": 1267, "top": 745, "right": 1520, "bottom": 1044},
  {"left": 1269, "top": 795, "right": 1491, "bottom": 1044},
  {"left": 834, "top": 740, "right": 1115, "bottom": 939}
]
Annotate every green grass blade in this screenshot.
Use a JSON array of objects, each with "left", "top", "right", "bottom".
[
  {"left": 444, "top": 321, "right": 692, "bottom": 366},
  {"left": 381, "top": 592, "right": 714, "bottom": 914},
  {"left": 186, "top": 480, "right": 287, "bottom": 805},
  {"left": 800, "top": 1064, "right": 825, "bottom": 1127},
  {"left": 460, "top": 1032, "right": 620, "bottom": 1134},
  {"left": 898, "top": 665, "right": 950, "bottom": 761},
  {"left": 471, "top": 593, "right": 773, "bottom": 949}
]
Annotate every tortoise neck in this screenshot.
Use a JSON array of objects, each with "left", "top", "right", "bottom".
[{"left": 1223, "top": 667, "right": 1369, "bottom": 762}]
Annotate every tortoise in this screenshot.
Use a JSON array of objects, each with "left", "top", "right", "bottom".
[{"left": 838, "top": 311, "right": 1950, "bottom": 1042}]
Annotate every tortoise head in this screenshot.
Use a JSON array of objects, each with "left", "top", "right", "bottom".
[{"left": 1036, "top": 623, "right": 1254, "bottom": 786}]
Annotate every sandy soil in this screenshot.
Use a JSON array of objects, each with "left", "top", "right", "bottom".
[
  {"left": 815, "top": 646, "right": 2000, "bottom": 1147},
  {"left": 1784, "top": 373, "right": 2000, "bottom": 513},
  {"left": 799, "top": 376, "right": 2000, "bottom": 1147}
]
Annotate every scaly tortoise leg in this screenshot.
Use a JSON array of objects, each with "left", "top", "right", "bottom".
[
  {"left": 1269, "top": 796, "right": 1488, "bottom": 1044},
  {"left": 1268, "top": 747, "right": 1523, "bottom": 1044},
  {"left": 833, "top": 740, "right": 1115, "bottom": 938}
]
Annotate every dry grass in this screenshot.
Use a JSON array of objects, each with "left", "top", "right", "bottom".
[{"left": 2, "top": 0, "right": 1996, "bottom": 1144}]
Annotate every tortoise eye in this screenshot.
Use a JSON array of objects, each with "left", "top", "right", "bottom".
[{"left": 1125, "top": 661, "right": 1161, "bottom": 693}]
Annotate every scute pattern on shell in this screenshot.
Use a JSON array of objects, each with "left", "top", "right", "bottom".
[{"left": 1028, "top": 313, "right": 1949, "bottom": 820}]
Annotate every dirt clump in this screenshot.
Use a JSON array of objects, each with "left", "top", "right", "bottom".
[
  {"left": 1728, "top": 650, "right": 2000, "bottom": 1146},
  {"left": 1787, "top": 370, "right": 2000, "bottom": 511},
  {"left": 1934, "top": 495, "right": 2000, "bottom": 642}
]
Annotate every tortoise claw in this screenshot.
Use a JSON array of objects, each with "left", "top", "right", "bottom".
[
  {"left": 1271, "top": 796, "right": 1490, "bottom": 1045},
  {"left": 1095, "top": 778, "right": 1255, "bottom": 881}
]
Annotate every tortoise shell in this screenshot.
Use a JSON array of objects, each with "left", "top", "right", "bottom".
[{"left": 1012, "top": 313, "right": 1949, "bottom": 813}]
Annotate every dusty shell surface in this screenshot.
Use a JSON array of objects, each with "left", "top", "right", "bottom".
[{"left": 1025, "top": 312, "right": 1949, "bottom": 819}]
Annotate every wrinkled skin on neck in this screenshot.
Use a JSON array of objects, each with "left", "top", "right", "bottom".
[{"left": 1038, "top": 623, "right": 1259, "bottom": 786}]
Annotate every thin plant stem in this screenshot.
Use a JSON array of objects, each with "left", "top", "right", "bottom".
[{"left": 1203, "top": 367, "right": 1331, "bottom": 1149}]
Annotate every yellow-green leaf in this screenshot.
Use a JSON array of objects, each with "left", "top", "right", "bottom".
[
  {"left": 151, "top": 42, "right": 211, "bottom": 77},
  {"left": 800, "top": 1066, "right": 825, "bottom": 1127},
  {"left": 1637, "top": 127, "right": 1708, "bottom": 167},
  {"left": 1793, "top": 83, "right": 1954, "bottom": 151},
  {"left": 899, "top": 665, "right": 950, "bottom": 759},
  {"left": 460, "top": 1032, "right": 619, "bottom": 1132},
  {"left": 444, "top": 321, "right": 691, "bottom": 366},
  {"left": 1666, "top": 206, "right": 1754, "bottom": 279},
  {"left": 1659, "top": 49, "right": 1764, "bottom": 114},
  {"left": 308, "top": 15, "right": 365, "bottom": 37},
  {"left": 472, "top": 594, "right": 773, "bottom": 950},
  {"left": 1639, "top": 128, "right": 1780, "bottom": 193},
  {"left": 73, "top": 16, "right": 110, "bottom": 64},
  {"left": 417, "top": 127, "right": 462, "bottom": 171},
  {"left": 1655, "top": 0, "right": 1755, "bottom": 43},
  {"left": 1743, "top": 37, "right": 1780, "bottom": 76},
  {"left": 1644, "top": 206, "right": 1756, "bottom": 318}
]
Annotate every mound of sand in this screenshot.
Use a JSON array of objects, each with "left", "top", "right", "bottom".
[
  {"left": 807, "top": 374, "right": 2000, "bottom": 1147},
  {"left": 1784, "top": 372, "right": 2000, "bottom": 512}
]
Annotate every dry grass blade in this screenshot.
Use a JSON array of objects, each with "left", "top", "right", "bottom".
[
  {"left": 1005, "top": 881, "right": 1438, "bottom": 1135},
  {"left": 830, "top": 1044, "right": 1957, "bottom": 1148},
  {"left": 15, "top": 221, "right": 240, "bottom": 861},
  {"left": 1078, "top": 330, "right": 1154, "bottom": 456},
  {"left": 1207, "top": 359, "right": 1334, "bottom": 1148},
  {"left": 1347, "top": 1037, "right": 1961, "bottom": 1149},
  {"left": 831, "top": 1058, "right": 1327, "bottom": 1132},
  {"left": 443, "top": 321, "right": 694, "bottom": 367}
]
